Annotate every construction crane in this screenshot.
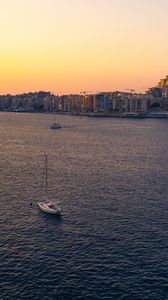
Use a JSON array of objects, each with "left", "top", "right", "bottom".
[
  {"left": 141, "top": 87, "right": 151, "bottom": 94},
  {"left": 80, "top": 91, "right": 94, "bottom": 95},
  {"left": 125, "top": 89, "right": 135, "bottom": 94}
]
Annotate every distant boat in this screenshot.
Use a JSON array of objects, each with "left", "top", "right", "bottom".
[
  {"left": 38, "top": 154, "right": 62, "bottom": 215},
  {"left": 50, "top": 113, "right": 61, "bottom": 129},
  {"left": 149, "top": 112, "right": 168, "bottom": 118},
  {"left": 50, "top": 122, "right": 61, "bottom": 129},
  {"left": 122, "top": 112, "right": 147, "bottom": 118}
]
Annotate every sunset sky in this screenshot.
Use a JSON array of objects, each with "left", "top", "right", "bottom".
[{"left": 0, "top": 0, "right": 168, "bottom": 95}]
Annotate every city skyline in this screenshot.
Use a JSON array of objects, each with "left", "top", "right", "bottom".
[{"left": 0, "top": 0, "right": 168, "bottom": 95}]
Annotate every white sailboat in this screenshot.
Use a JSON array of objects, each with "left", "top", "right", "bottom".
[
  {"left": 50, "top": 114, "right": 61, "bottom": 129},
  {"left": 38, "top": 154, "right": 62, "bottom": 215}
]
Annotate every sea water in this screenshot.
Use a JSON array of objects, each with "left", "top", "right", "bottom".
[{"left": 0, "top": 112, "right": 168, "bottom": 300}]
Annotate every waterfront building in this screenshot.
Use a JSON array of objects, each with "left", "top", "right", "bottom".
[
  {"left": 119, "top": 93, "right": 147, "bottom": 113},
  {"left": 94, "top": 92, "right": 110, "bottom": 112},
  {"left": 156, "top": 75, "right": 168, "bottom": 98}
]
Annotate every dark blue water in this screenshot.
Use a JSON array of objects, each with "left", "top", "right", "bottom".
[{"left": 0, "top": 112, "right": 168, "bottom": 300}]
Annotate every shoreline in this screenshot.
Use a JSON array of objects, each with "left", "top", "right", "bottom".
[{"left": 1, "top": 110, "right": 168, "bottom": 119}]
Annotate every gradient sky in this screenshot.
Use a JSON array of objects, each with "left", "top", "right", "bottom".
[{"left": 0, "top": 0, "right": 168, "bottom": 95}]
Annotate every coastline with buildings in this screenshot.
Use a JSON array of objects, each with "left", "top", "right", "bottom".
[{"left": 1, "top": 76, "right": 168, "bottom": 118}]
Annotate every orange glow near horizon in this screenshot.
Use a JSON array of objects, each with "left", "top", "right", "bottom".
[{"left": 0, "top": 0, "right": 168, "bottom": 95}]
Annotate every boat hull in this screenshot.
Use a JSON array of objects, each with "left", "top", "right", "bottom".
[
  {"left": 38, "top": 201, "right": 62, "bottom": 215},
  {"left": 50, "top": 123, "right": 61, "bottom": 129}
]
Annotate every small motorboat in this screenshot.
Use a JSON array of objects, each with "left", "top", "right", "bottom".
[{"left": 50, "top": 123, "right": 61, "bottom": 129}]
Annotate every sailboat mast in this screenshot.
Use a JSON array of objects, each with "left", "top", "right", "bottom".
[{"left": 45, "top": 154, "right": 48, "bottom": 200}]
